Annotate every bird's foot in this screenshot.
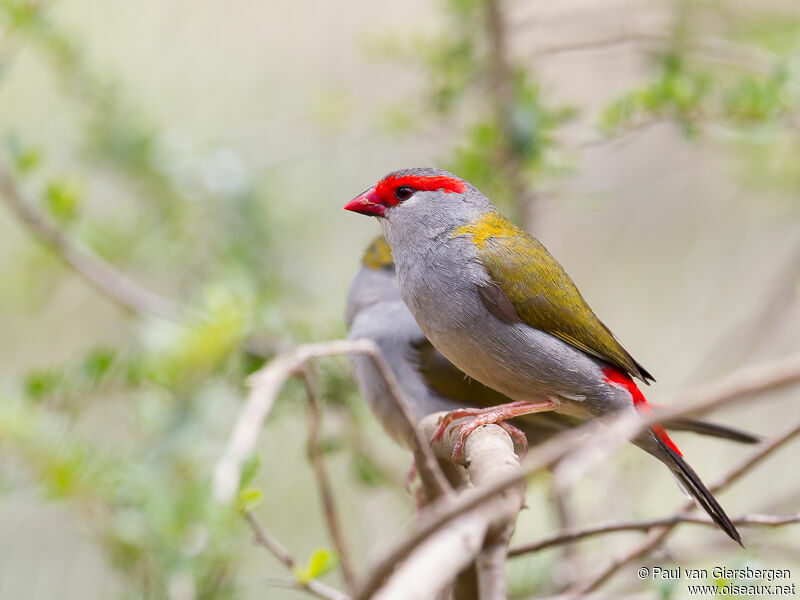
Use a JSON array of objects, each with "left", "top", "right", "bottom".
[{"left": 431, "top": 400, "right": 554, "bottom": 464}]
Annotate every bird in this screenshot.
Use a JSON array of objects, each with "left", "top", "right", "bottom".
[
  {"left": 344, "top": 168, "right": 746, "bottom": 544},
  {"left": 347, "top": 234, "right": 759, "bottom": 450}
]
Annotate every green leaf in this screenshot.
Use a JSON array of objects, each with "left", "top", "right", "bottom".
[
  {"left": 13, "top": 148, "right": 41, "bottom": 173},
  {"left": 352, "top": 451, "right": 389, "bottom": 487},
  {"left": 306, "top": 548, "right": 336, "bottom": 579},
  {"left": 82, "top": 346, "right": 115, "bottom": 380},
  {"left": 5, "top": 135, "right": 41, "bottom": 174},
  {"left": 234, "top": 486, "right": 262, "bottom": 512},
  {"left": 294, "top": 547, "right": 338, "bottom": 584},
  {"left": 43, "top": 177, "right": 82, "bottom": 224},
  {"left": 23, "top": 369, "right": 62, "bottom": 401},
  {"left": 238, "top": 455, "right": 261, "bottom": 491}
]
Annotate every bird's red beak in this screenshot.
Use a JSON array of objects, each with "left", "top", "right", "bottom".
[{"left": 344, "top": 187, "right": 387, "bottom": 217}]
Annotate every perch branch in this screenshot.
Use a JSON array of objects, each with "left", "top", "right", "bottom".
[
  {"left": 213, "top": 339, "right": 450, "bottom": 504},
  {"left": 568, "top": 417, "right": 800, "bottom": 596},
  {"left": 300, "top": 366, "right": 358, "bottom": 594},
  {"left": 244, "top": 510, "right": 351, "bottom": 600},
  {"left": 0, "top": 166, "right": 180, "bottom": 320},
  {"left": 362, "top": 415, "right": 524, "bottom": 600},
  {"left": 509, "top": 512, "right": 800, "bottom": 557},
  {"left": 372, "top": 511, "right": 488, "bottom": 600}
]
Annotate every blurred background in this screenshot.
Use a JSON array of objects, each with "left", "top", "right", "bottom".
[{"left": 1, "top": 0, "right": 799, "bottom": 598}]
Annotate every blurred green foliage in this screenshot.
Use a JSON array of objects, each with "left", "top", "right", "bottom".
[
  {"left": 293, "top": 548, "right": 338, "bottom": 585},
  {"left": 600, "top": 13, "right": 800, "bottom": 194},
  {"left": 446, "top": 72, "right": 575, "bottom": 211},
  {"left": 1, "top": 0, "right": 800, "bottom": 599},
  {"left": 0, "top": 3, "right": 365, "bottom": 596},
  {"left": 372, "top": 0, "right": 574, "bottom": 220}
]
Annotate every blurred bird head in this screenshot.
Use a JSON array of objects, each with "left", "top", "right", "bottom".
[{"left": 344, "top": 235, "right": 400, "bottom": 327}]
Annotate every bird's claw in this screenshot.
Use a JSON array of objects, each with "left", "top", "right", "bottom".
[
  {"left": 431, "top": 408, "right": 484, "bottom": 444},
  {"left": 431, "top": 406, "right": 530, "bottom": 465}
]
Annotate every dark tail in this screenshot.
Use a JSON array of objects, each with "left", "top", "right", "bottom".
[
  {"left": 663, "top": 417, "right": 761, "bottom": 445},
  {"left": 654, "top": 435, "right": 743, "bottom": 546}
]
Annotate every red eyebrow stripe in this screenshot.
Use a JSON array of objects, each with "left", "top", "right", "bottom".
[{"left": 374, "top": 175, "right": 466, "bottom": 205}]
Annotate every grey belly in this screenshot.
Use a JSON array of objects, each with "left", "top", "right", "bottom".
[{"left": 411, "top": 291, "right": 621, "bottom": 419}]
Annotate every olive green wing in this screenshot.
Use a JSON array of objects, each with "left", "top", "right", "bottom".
[{"left": 458, "top": 213, "right": 653, "bottom": 382}]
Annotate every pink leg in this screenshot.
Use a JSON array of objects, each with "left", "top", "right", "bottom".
[
  {"left": 433, "top": 400, "right": 555, "bottom": 464},
  {"left": 432, "top": 406, "right": 502, "bottom": 443}
]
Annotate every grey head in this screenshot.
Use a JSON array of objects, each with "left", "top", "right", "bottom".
[{"left": 343, "top": 167, "right": 495, "bottom": 239}]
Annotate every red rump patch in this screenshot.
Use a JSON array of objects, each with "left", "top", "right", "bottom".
[
  {"left": 601, "top": 366, "right": 683, "bottom": 456},
  {"left": 374, "top": 174, "right": 466, "bottom": 206}
]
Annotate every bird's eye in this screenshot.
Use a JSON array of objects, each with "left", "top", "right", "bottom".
[{"left": 394, "top": 186, "right": 414, "bottom": 201}]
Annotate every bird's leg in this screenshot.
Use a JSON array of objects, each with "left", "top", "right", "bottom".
[
  {"left": 432, "top": 400, "right": 555, "bottom": 464},
  {"left": 431, "top": 407, "right": 497, "bottom": 442}
]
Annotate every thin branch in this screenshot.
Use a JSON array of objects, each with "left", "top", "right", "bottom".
[
  {"left": 576, "top": 118, "right": 666, "bottom": 150},
  {"left": 568, "top": 418, "right": 800, "bottom": 596},
  {"left": 244, "top": 510, "right": 352, "bottom": 600},
  {"left": 528, "top": 28, "right": 778, "bottom": 76},
  {"left": 300, "top": 366, "right": 358, "bottom": 594},
  {"left": 656, "top": 351, "right": 800, "bottom": 419},
  {"left": 509, "top": 512, "right": 800, "bottom": 557},
  {"left": 213, "top": 339, "right": 450, "bottom": 504},
  {"left": 244, "top": 510, "right": 295, "bottom": 566},
  {"left": 0, "top": 166, "right": 180, "bottom": 320}
]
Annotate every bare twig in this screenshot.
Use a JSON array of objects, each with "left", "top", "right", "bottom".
[
  {"left": 300, "top": 366, "right": 358, "bottom": 594},
  {"left": 0, "top": 167, "right": 180, "bottom": 320},
  {"left": 244, "top": 510, "right": 351, "bottom": 600},
  {"left": 656, "top": 351, "right": 800, "bottom": 419},
  {"left": 528, "top": 28, "right": 778, "bottom": 76},
  {"left": 568, "top": 418, "right": 800, "bottom": 596},
  {"left": 213, "top": 339, "right": 450, "bottom": 504},
  {"left": 244, "top": 510, "right": 295, "bottom": 566},
  {"left": 509, "top": 512, "right": 800, "bottom": 557}
]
